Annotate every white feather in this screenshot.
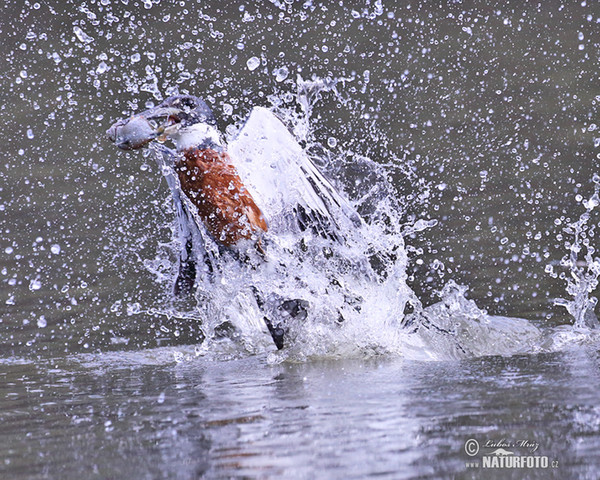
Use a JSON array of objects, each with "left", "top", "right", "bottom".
[
  {"left": 170, "top": 123, "right": 223, "bottom": 152},
  {"left": 228, "top": 107, "right": 360, "bottom": 238}
]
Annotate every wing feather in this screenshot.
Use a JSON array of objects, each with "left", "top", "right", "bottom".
[{"left": 228, "top": 107, "right": 361, "bottom": 241}]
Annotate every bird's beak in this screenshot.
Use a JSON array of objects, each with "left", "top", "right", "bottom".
[{"left": 107, "top": 106, "right": 182, "bottom": 150}]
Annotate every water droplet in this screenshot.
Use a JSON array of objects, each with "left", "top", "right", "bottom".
[
  {"left": 37, "top": 316, "right": 47, "bottom": 328},
  {"left": 27, "top": 128, "right": 34, "bottom": 139},
  {"left": 327, "top": 137, "right": 337, "bottom": 148},
  {"left": 274, "top": 66, "right": 289, "bottom": 82},
  {"left": 246, "top": 56, "right": 260, "bottom": 71},
  {"left": 73, "top": 26, "right": 94, "bottom": 44},
  {"left": 51, "top": 244, "right": 61, "bottom": 254},
  {"left": 5, "top": 246, "right": 14, "bottom": 254},
  {"left": 126, "top": 302, "right": 141, "bottom": 315},
  {"left": 96, "top": 61, "right": 108, "bottom": 75},
  {"left": 157, "top": 391, "right": 166, "bottom": 404},
  {"left": 29, "top": 278, "right": 42, "bottom": 291}
]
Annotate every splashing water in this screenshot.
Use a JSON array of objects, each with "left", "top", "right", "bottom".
[
  {"left": 553, "top": 176, "right": 600, "bottom": 330},
  {"left": 135, "top": 78, "right": 554, "bottom": 362}
]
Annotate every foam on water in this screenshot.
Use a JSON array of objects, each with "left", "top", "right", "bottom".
[{"left": 140, "top": 78, "right": 599, "bottom": 362}]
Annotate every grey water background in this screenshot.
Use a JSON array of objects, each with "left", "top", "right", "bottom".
[{"left": 1, "top": 0, "right": 599, "bottom": 478}]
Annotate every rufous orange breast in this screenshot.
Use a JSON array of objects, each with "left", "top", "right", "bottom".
[{"left": 176, "top": 147, "right": 268, "bottom": 247}]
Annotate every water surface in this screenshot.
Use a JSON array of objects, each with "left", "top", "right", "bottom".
[{"left": 2, "top": 348, "right": 600, "bottom": 479}]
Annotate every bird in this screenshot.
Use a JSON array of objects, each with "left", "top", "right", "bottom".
[
  {"left": 109, "top": 96, "right": 268, "bottom": 251},
  {"left": 107, "top": 95, "right": 374, "bottom": 350},
  {"left": 161, "top": 97, "right": 269, "bottom": 256},
  {"left": 108, "top": 95, "right": 301, "bottom": 349}
]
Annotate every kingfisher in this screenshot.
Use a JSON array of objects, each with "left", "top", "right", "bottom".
[
  {"left": 108, "top": 96, "right": 268, "bottom": 250},
  {"left": 107, "top": 94, "right": 372, "bottom": 350},
  {"left": 107, "top": 95, "right": 303, "bottom": 348}
]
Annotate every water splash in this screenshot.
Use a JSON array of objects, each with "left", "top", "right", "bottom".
[
  {"left": 405, "top": 281, "right": 542, "bottom": 360},
  {"left": 131, "top": 78, "right": 551, "bottom": 362},
  {"left": 553, "top": 176, "right": 600, "bottom": 330}
]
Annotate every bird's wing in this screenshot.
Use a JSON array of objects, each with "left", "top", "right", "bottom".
[{"left": 228, "top": 107, "right": 361, "bottom": 242}]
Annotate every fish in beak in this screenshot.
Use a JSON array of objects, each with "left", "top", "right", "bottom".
[{"left": 106, "top": 104, "right": 183, "bottom": 150}]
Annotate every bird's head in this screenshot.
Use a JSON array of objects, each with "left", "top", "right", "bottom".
[
  {"left": 107, "top": 95, "right": 221, "bottom": 151},
  {"left": 156, "top": 95, "right": 216, "bottom": 128}
]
